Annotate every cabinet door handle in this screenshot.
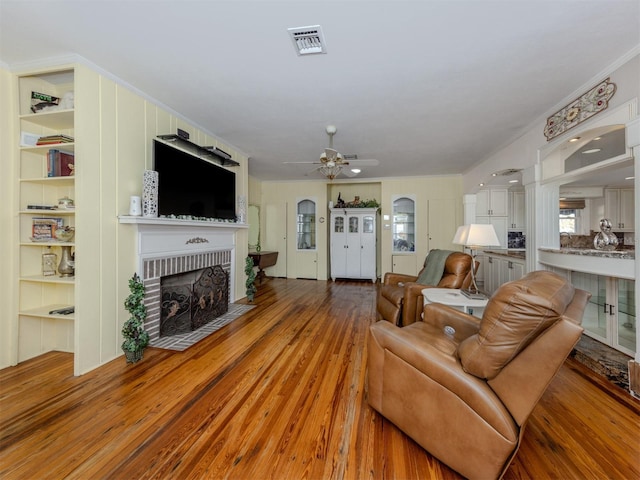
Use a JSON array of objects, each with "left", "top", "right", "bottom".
[
  {"left": 508, "top": 261, "right": 513, "bottom": 269},
  {"left": 604, "top": 302, "right": 609, "bottom": 313},
  {"left": 609, "top": 304, "right": 615, "bottom": 316}
]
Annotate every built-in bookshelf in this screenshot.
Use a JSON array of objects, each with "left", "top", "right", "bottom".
[{"left": 17, "top": 69, "right": 76, "bottom": 361}]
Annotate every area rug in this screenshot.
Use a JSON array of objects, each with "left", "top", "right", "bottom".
[{"left": 150, "top": 303, "right": 255, "bottom": 351}]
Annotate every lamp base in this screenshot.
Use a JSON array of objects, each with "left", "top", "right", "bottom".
[{"left": 460, "top": 289, "right": 487, "bottom": 300}]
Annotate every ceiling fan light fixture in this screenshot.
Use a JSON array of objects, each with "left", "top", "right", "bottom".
[{"left": 319, "top": 163, "right": 342, "bottom": 180}]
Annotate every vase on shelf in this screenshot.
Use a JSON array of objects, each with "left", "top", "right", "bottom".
[
  {"left": 58, "top": 246, "right": 75, "bottom": 277},
  {"left": 142, "top": 170, "right": 159, "bottom": 217}
]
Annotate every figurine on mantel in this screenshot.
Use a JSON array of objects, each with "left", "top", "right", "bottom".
[{"left": 593, "top": 218, "right": 619, "bottom": 251}]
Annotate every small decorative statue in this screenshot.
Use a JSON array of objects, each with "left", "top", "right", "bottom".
[
  {"left": 593, "top": 218, "right": 619, "bottom": 251},
  {"left": 336, "top": 192, "right": 346, "bottom": 208}
]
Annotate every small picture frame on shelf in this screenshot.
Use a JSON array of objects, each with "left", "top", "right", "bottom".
[{"left": 42, "top": 251, "right": 57, "bottom": 276}]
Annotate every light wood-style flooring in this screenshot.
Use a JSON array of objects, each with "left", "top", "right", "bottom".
[{"left": 1, "top": 278, "right": 639, "bottom": 479}]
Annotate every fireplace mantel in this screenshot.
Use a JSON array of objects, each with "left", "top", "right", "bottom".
[{"left": 119, "top": 215, "right": 249, "bottom": 230}]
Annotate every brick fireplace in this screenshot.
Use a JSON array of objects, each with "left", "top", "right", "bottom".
[{"left": 119, "top": 216, "right": 246, "bottom": 345}]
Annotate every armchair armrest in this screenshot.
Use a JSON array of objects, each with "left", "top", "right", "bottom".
[
  {"left": 382, "top": 272, "right": 418, "bottom": 286},
  {"left": 422, "top": 303, "right": 481, "bottom": 341}
]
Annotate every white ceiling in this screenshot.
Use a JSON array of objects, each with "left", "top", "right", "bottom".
[{"left": 1, "top": 1, "right": 639, "bottom": 182}]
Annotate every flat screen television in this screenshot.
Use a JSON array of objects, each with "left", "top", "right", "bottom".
[{"left": 153, "top": 139, "right": 236, "bottom": 220}]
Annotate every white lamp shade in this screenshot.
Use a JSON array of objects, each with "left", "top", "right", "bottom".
[
  {"left": 452, "top": 225, "right": 469, "bottom": 245},
  {"left": 461, "top": 223, "right": 500, "bottom": 248}
]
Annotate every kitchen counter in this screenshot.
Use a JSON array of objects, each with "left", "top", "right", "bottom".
[
  {"left": 483, "top": 249, "right": 526, "bottom": 260},
  {"left": 538, "top": 247, "right": 634, "bottom": 260},
  {"left": 538, "top": 247, "right": 634, "bottom": 280}
]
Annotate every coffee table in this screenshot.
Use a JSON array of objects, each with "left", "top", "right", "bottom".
[{"left": 422, "top": 288, "right": 488, "bottom": 318}]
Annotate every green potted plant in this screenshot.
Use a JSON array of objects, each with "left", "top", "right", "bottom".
[
  {"left": 122, "top": 273, "right": 150, "bottom": 363},
  {"left": 245, "top": 256, "right": 257, "bottom": 302}
]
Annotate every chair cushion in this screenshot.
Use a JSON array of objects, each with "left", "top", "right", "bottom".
[{"left": 457, "top": 271, "right": 575, "bottom": 380}]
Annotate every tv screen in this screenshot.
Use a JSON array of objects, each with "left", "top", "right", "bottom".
[{"left": 153, "top": 139, "right": 236, "bottom": 220}]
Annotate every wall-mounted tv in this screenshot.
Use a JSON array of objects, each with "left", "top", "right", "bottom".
[{"left": 153, "top": 139, "right": 236, "bottom": 220}]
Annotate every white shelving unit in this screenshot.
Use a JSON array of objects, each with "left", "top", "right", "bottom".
[{"left": 16, "top": 69, "right": 77, "bottom": 361}]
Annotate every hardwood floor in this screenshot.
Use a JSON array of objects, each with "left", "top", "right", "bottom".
[{"left": 1, "top": 278, "right": 638, "bottom": 479}]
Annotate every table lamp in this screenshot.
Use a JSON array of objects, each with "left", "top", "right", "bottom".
[{"left": 453, "top": 223, "right": 500, "bottom": 299}]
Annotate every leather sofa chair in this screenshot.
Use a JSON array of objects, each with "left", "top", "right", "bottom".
[
  {"left": 367, "top": 271, "right": 590, "bottom": 480},
  {"left": 377, "top": 251, "right": 473, "bottom": 327}
]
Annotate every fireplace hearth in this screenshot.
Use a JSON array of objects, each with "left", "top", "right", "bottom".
[{"left": 160, "top": 265, "right": 229, "bottom": 337}]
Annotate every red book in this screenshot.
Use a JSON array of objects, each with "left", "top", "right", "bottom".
[{"left": 58, "top": 151, "right": 75, "bottom": 176}]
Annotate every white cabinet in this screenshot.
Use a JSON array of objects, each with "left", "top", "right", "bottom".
[
  {"left": 476, "top": 188, "right": 508, "bottom": 248},
  {"left": 476, "top": 188, "right": 508, "bottom": 216},
  {"left": 571, "top": 272, "right": 635, "bottom": 356},
  {"left": 604, "top": 188, "right": 634, "bottom": 231},
  {"left": 484, "top": 254, "right": 525, "bottom": 296},
  {"left": 508, "top": 190, "right": 525, "bottom": 230},
  {"left": 330, "top": 208, "right": 377, "bottom": 282}
]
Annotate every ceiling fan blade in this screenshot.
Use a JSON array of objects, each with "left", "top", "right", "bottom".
[
  {"left": 347, "top": 158, "right": 379, "bottom": 166},
  {"left": 283, "top": 161, "right": 322, "bottom": 164}
]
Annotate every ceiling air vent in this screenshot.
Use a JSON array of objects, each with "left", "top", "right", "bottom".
[{"left": 287, "top": 25, "right": 327, "bottom": 55}]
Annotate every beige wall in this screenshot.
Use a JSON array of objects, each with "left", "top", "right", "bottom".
[
  {"left": 1, "top": 67, "right": 17, "bottom": 369},
  {"left": 256, "top": 175, "right": 463, "bottom": 281}
]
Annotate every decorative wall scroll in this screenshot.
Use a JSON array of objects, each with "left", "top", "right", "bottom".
[{"left": 543, "top": 78, "right": 616, "bottom": 141}]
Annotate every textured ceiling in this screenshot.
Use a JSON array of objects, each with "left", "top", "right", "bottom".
[{"left": 1, "top": 1, "right": 639, "bottom": 182}]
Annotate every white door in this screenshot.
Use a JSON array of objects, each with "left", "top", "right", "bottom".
[
  {"left": 345, "top": 215, "right": 361, "bottom": 278},
  {"left": 427, "top": 199, "right": 458, "bottom": 251},
  {"left": 361, "top": 214, "right": 377, "bottom": 281},
  {"left": 330, "top": 214, "right": 347, "bottom": 280}
]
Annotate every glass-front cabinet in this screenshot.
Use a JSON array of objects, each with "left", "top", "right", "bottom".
[
  {"left": 571, "top": 272, "right": 636, "bottom": 356},
  {"left": 296, "top": 199, "right": 316, "bottom": 250},
  {"left": 392, "top": 196, "right": 415, "bottom": 252}
]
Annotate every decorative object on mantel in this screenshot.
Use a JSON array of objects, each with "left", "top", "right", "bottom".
[
  {"left": 237, "top": 195, "right": 247, "bottom": 223},
  {"left": 593, "top": 218, "right": 619, "bottom": 251},
  {"left": 543, "top": 77, "right": 616, "bottom": 141},
  {"left": 344, "top": 197, "right": 380, "bottom": 208},
  {"left": 142, "top": 170, "right": 159, "bottom": 217},
  {"left": 129, "top": 195, "right": 142, "bottom": 216},
  {"left": 245, "top": 256, "right": 257, "bottom": 302},
  {"left": 122, "top": 273, "right": 150, "bottom": 363}
]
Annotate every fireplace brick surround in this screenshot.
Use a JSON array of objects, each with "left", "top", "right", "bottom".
[{"left": 119, "top": 216, "right": 247, "bottom": 345}]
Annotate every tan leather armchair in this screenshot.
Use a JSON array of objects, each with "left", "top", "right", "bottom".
[
  {"left": 377, "top": 251, "right": 473, "bottom": 326},
  {"left": 367, "top": 271, "right": 590, "bottom": 480}
]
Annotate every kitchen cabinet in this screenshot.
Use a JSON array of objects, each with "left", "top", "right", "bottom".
[
  {"left": 476, "top": 188, "right": 508, "bottom": 216},
  {"left": 508, "top": 190, "right": 525, "bottom": 230},
  {"left": 330, "top": 208, "right": 377, "bottom": 281},
  {"left": 604, "top": 188, "right": 634, "bottom": 231},
  {"left": 571, "top": 272, "right": 635, "bottom": 356},
  {"left": 476, "top": 188, "right": 508, "bottom": 248},
  {"left": 484, "top": 253, "right": 525, "bottom": 296}
]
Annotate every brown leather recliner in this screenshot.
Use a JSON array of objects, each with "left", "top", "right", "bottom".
[
  {"left": 377, "top": 251, "right": 473, "bottom": 327},
  {"left": 367, "top": 270, "right": 590, "bottom": 480}
]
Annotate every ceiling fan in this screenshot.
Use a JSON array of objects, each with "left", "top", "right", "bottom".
[{"left": 284, "top": 125, "right": 379, "bottom": 180}]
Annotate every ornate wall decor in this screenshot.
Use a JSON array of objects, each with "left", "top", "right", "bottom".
[
  {"left": 543, "top": 78, "right": 616, "bottom": 141},
  {"left": 186, "top": 237, "right": 209, "bottom": 245}
]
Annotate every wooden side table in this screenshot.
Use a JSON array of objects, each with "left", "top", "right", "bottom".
[{"left": 249, "top": 251, "right": 278, "bottom": 283}]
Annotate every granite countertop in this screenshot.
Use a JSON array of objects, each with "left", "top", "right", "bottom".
[
  {"left": 539, "top": 247, "right": 635, "bottom": 260},
  {"left": 483, "top": 249, "right": 526, "bottom": 260}
]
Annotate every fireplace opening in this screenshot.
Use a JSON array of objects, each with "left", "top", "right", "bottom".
[{"left": 160, "top": 265, "right": 229, "bottom": 337}]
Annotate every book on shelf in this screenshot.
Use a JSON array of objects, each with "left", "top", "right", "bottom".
[
  {"left": 31, "top": 217, "right": 64, "bottom": 241},
  {"left": 31, "top": 91, "right": 60, "bottom": 113},
  {"left": 37, "top": 134, "right": 74, "bottom": 145},
  {"left": 47, "top": 149, "right": 75, "bottom": 177}
]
